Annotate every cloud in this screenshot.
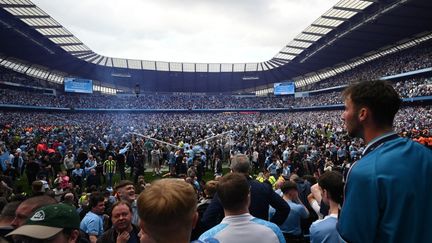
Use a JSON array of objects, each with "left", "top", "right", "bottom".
[{"left": 32, "top": 0, "right": 336, "bottom": 63}]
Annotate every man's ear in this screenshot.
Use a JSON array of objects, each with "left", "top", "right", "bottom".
[
  {"left": 358, "top": 107, "right": 368, "bottom": 122},
  {"left": 139, "top": 219, "right": 145, "bottom": 230},
  {"left": 192, "top": 211, "right": 199, "bottom": 229},
  {"left": 68, "top": 229, "right": 80, "bottom": 243},
  {"left": 322, "top": 189, "right": 328, "bottom": 200}
]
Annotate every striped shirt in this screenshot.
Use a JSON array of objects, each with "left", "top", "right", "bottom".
[
  {"left": 199, "top": 213, "right": 285, "bottom": 243},
  {"left": 103, "top": 159, "right": 116, "bottom": 173}
]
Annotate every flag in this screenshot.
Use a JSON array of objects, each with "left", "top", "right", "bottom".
[{"left": 119, "top": 142, "right": 132, "bottom": 154}]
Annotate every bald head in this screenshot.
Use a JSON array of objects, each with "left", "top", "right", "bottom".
[{"left": 64, "top": 193, "right": 74, "bottom": 201}]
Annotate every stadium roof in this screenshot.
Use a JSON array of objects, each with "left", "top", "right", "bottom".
[
  {"left": 0, "top": 0, "right": 431, "bottom": 92},
  {"left": 271, "top": 0, "right": 373, "bottom": 66},
  {"left": 0, "top": 0, "right": 374, "bottom": 71}
]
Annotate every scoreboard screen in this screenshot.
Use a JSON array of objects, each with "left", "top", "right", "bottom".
[
  {"left": 274, "top": 82, "right": 295, "bottom": 95},
  {"left": 64, "top": 77, "right": 93, "bottom": 94}
]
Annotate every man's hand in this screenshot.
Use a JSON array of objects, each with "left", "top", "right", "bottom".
[{"left": 116, "top": 231, "right": 130, "bottom": 243}]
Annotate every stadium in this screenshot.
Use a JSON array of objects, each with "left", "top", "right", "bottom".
[{"left": 0, "top": 0, "right": 431, "bottom": 242}]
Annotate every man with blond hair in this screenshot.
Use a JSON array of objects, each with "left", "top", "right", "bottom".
[{"left": 137, "top": 179, "right": 199, "bottom": 243}]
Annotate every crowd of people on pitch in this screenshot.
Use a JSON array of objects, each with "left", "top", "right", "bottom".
[{"left": 0, "top": 106, "right": 430, "bottom": 241}]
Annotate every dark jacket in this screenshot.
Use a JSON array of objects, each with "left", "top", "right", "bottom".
[
  {"left": 96, "top": 224, "right": 140, "bottom": 243},
  {"left": 86, "top": 174, "right": 100, "bottom": 188},
  {"left": 201, "top": 176, "right": 290, "bottom": 229}
]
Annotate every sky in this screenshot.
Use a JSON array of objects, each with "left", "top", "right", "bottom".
[{"left": 32, "top": 0, "right": 336, "bottom": 63}]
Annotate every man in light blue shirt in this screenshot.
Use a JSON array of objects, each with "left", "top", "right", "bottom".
[
  {"left": 310, "top": 171, "right": 344, "bottom": 243},
  {"left": 338, "top": 80, "right": 432, "bottom": 242},
  {"left": 200, "top": 173, "right": 285, "bottom": 243},
  {"left": 270, "top": 181, "right": 309, "bottom": 241},
  {"left": 267, "top": 157, "right": 279, "bottom": 177},
  {"left": 80, "top": 192, "right": 105, "bottom": 243},
  {"left": 84, "top": 155, "right": 97, "bottom": 176}
]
